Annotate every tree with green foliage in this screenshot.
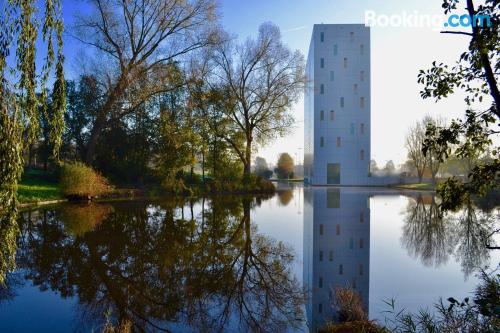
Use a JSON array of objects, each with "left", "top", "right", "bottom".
[
  {"left": 0, "top": 0, "right": 66, "bottom": 285},
  {"left": 275, "top": 153, "right": 294, "bottom": 179},
  {"left": 153, "top": 63, "right": 192, "bottom": 190},
  {"left": 418, "top": 0, "right": 499, "bottom": 211},
  {"left": 63, "top": 76, "right": 102, "bottom": 161},
  {"left": 186, "top": 58, "right": 245, "bottom": 183}
]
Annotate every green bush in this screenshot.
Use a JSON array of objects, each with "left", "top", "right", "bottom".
[{"left": 60, "top": 162, "right": 112, "bottom": 198}]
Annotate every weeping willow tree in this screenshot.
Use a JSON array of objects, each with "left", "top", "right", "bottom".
[{"left": 0, "top": 0, "right": 65, "bottom": 285}]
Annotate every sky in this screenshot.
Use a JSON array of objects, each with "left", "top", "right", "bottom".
[{"left": 59, "top": 0, "right": 477, "bottom": 167}]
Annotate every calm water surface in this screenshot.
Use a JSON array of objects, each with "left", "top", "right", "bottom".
[{"left": 0, "top": 185, "right": 498, "bottom": 332}]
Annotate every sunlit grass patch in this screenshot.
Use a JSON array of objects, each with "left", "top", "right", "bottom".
[{"left": 17, "top": 172, "right": 62, "bottom": 203}]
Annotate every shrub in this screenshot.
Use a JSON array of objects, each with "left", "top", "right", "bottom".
[
  {"left": 60, "top": 162, "right": 112, "bottom": 198},
  {"left": 334, "top": 287, "right": 368, "bottom": 322},
  {"left": 319, "top": 287, "right": 388, "bottom": 333}
]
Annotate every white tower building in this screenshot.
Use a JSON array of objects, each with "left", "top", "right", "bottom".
[{"left": 304, "top": 24, "right": 371, "bottom": 185}]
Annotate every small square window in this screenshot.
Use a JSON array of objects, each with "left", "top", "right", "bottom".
[
  {"left": 320, "top": 57, "right": 324, "bottom": 68},
  {"left": 360, "top": 97, "right": 365, "bottom": 109},
  {"left": 320, "top": 32, "right": 324, "bottom": 42},
  {"left": 319, "top": 277, "right": 323, "bottom": 288},
  {"left": 319, "top": 250, "right": 323, "bottom": 261},
  {"left": 343, "top": 57, "right": 348, "bottom": 68},
  {"left": 336, "top": 224, "right": 340, "bottom": 235},
  {"left": 340, "top": 97, "right": 344, "bottom": 108},
  {"left": 320, "top": 110, "right": 324, "bottom": 121},
  {"left": 339, "top": 264, "right": 343, "bottom": 275},
  {"left": 329, "top": 251, "right": 333, "bottom": 261},
  {"left": 330, "top": 110, "right": 335, "bottom": 121},
  {"left": 320, "top": 137, "right": 324, "bottom": 147},
  {"left": 320, "top": 224, "right": 324, "bottom": 235},
  {"left": 320, "top": 84, "right": 324, "bottom": 95}
]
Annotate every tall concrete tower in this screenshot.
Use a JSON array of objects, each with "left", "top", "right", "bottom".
[{"left": 304, "top": 24, "right": 371, "bottom": 185}]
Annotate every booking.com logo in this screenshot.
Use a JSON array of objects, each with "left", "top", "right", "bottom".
[
  {"left": 444, "top": 14, "right": 491, "bottom": 28},
  {"left": 365, "top": 10, "right": 492, "bottom": 30}
]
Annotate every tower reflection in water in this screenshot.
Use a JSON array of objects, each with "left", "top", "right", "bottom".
[{"left": 303, "top": 188, "right": 370, "bottom": 331}]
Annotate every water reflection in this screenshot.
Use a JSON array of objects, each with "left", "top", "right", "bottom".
[
  {"left": 12, "top": 197, "right": 304, "bottom": 332},
  {"left": 402, "top": 194, "right": 455, "bottom": 268},
  {"left": 302, "top": 188, "right": 498, "bottom": 331},
  {"left": 303, "top": 188, "right": 370, "bottom": 332},
  {"left": 1, "top": 186, "right": 498, "bottom": 332},
  {"left": 401, "top": 195, "right": 498, "bottom": 277}
]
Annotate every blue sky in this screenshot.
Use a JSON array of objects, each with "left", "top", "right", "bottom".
[{"left": 58, "top": 0, "right": 475, "bottom": 167}]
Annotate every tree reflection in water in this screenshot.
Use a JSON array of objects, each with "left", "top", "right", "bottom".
[
  {"left": 402, "top": 194, "right": 499, "bottom": 278},
  {"left": 13, "top": 196, "right": 304, "bottom": 332}
]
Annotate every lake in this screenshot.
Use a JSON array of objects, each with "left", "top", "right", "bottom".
[{"left": 0, "top": 184, "right": 498, "bottom": 332}]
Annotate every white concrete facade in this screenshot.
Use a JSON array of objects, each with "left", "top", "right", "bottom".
[{"left": 304, "top": 24, "right": 371, "bottom": 185}]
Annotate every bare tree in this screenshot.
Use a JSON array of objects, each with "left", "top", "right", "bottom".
[
  {"left": 73, "top": 0, "right": 219, "bottom": 163},
  {"left": 212, "top": 23, "right": 305, "bottom": 178},
  {"left": 405, "top": 121, "right": 427, "bottom": 183}
]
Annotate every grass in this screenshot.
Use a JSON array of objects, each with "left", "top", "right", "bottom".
[{"left": 17, "top": 169, "right": 63, "bottom": 204}]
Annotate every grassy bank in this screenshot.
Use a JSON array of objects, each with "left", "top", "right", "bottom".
[
  {"left": 16, "top": 168, "right": 276, "bottom": 206},
  {"left": 17, "top": 169, "right": 63, "bottom": 204}
]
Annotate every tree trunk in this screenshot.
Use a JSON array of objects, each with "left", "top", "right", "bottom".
[
  {"left": 243, "top": 139, "right": 252, "bottom": 178},
  {"left": 431, "top": 171, "right": 437, "bottom": 184},
  {"left": 202, "top": 151, "right": 205, "bottom": 183},
  {"left": 418, "top": 171, "right": 423, "bottom": 184}
]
